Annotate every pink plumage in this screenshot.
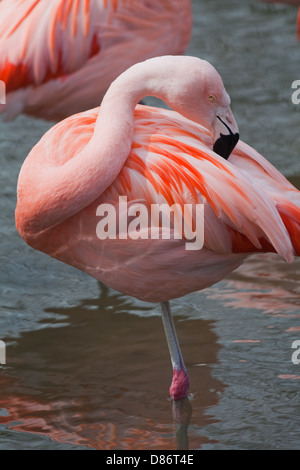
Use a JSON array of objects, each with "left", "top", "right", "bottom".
[
  {"left": 15, "top": 56, "right": 300, "bottom": 399},
  {"left": 0, "top": 0, "right": 192, "bottom": 120}
]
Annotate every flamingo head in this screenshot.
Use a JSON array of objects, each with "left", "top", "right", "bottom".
[
  {"left": 159, "top": 56, "right": 240, "bottom": 160},
  {"left": 186, "top": 58, "right": 240, "bottom": 160},
  {"left": 124, "top": 56, "right": 240, "bottom": 160}
]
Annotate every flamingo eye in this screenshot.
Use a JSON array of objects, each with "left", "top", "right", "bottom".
[{"left": 209, "top": 94, "right": 216, "bottom": 102}]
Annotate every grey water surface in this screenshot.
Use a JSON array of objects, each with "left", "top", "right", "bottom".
[{"left": 0, "top": 0, "right": 300, "bottom": 450}]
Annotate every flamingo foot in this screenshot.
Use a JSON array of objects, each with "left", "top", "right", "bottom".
[{"left": 169, "top": 368, "right": 190, "bottom": 401}]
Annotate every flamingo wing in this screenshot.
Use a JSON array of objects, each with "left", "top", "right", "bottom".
[
  {"left": 128, "top": 107, "right": 299, "bottom": 262},
  {"left": 17, "top": 105, "right": 299, "bottom": 261},
  {"left": 230, "top": 141, "right": 300, "bottom": 256},
  {"left": 0, "top": 0, "right": 103, "bottom": 92}
]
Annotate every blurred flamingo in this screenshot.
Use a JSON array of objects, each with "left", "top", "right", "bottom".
[
  {"left": 261, "top": 0, "right": 300, "bottom": 39},
  {"left": 0, "top": 0, "right": 192, "bottom": 121},
  {"left": 15, "top": 55, "right": 300, "bottom": 400}
]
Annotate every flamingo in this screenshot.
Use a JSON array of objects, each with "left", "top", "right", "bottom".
[
  {"left": 15, "top": 55, "right": 300, "bottom": 401},
  {"left": 0, "top": 0, "right": 192, "bottom": 121},
  {"left": 260, "top": 0, "right": 300, "bottom": 39}
]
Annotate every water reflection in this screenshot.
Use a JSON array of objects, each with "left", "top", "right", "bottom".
[
  {"left": 207, "top": 253, "right": 300, "bottom": 316},
  {"left": 172, "top": 398, "right": 192, "bottom": 450},
  {"left": 0, "top": 284, "right": 223, "bottom": 450}
]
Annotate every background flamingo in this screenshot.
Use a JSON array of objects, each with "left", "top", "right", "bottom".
[
  {"left": 0, "top": 0, "right": 192, "bottom": 121},
  {"left": 15, "top": 56, "right": 300, "bottom": 401}
]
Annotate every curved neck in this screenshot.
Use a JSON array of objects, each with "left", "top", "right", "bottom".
[
  {"left": 89, "top": 59, "right": 172, "bottom": 162},
  {"left": 19, "top": 60, "right": 175, "bottom": 234},
  {"left": 69, "top": 60, "right": 170, "bottom": 203}
]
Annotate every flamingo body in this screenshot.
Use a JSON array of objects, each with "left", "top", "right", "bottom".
[
  {"left": 0, "top": 0, "right": 192, "bottom": 121},
  {"left": 16, "top": 103, "right": 300, "bottom": 302},
  {"left": 15, "top": 55, "right": 300, "bottom": 399}
]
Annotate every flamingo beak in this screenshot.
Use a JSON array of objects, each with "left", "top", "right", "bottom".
[{"left": 212, "top": 111, "right": 239, "bottom": 160}]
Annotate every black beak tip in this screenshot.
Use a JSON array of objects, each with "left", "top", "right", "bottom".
[{"left": 213, "top": 132, "right": 240, "bottom": 160}]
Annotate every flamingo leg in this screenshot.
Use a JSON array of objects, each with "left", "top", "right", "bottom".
[{"left": 160, "top": 301, "right": 190, "bottom": 400}]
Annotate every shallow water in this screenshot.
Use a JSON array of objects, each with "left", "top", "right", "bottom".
[{"left": 1, "top": 0, "right": 300, "bottom": 450}]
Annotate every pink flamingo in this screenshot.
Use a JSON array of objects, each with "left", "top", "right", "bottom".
[
  {"left": 261, "top": 0, "right": 300, "bottom": 39},
  {"left": 0, "top": 0, "right": 192, "bottom": 121},
  {"left": 15, "top": 56, "right": 300, "bottom": 400}
]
